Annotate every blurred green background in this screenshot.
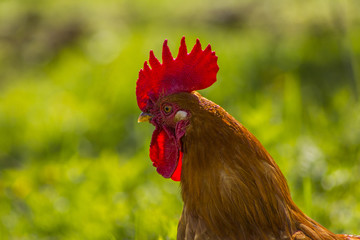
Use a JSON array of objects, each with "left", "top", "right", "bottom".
[{"left": 0, "top": 0, "right": 359, "bottom": 239}]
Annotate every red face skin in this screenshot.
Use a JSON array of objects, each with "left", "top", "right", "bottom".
[
  {"left": 136, "top": 37, "right": 218, "bottom": 181},
  {"left": 146, "top": 100, "right": 189, "bottom": 180}
]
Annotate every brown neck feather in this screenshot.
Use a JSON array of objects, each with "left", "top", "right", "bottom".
[{"left": 173, "top": 92, "right": 339, "bottom": 240}]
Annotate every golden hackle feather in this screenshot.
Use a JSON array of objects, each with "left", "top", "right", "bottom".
[{"left": 159, "top": 91, "right": 356, "bottom": 240}]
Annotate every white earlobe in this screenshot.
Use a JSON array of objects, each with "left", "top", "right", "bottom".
[{"left": 174, "top": 110, "right": 188, "bottom": 122}]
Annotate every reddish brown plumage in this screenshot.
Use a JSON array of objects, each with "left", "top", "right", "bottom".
[
  {"left": 161, "top": 92, "right": 358, "bottom": 240},
  {"left": 136, "top": 38, "right": 359, "bottom": 240}
]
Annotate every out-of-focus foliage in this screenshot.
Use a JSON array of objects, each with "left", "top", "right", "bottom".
[{"left": 0, "top": 0, "right": 359, "bottom": 239}]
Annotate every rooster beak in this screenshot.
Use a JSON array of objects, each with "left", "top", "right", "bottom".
[{"left": 138, "top": 112, "right": 153, "bottom": 123}]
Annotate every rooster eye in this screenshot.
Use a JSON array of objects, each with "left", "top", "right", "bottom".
[{"left": 163, "top": 105, "right": 173, "bottom": 115}]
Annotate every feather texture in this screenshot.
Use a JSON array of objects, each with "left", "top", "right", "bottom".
[
  {"left": 159, "top": 92, "right": 355, "bottom": 240},
  {"left": 136, "top": 38, "right": 359, "bottom": 240}
]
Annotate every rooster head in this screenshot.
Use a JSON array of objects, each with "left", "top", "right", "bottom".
[{"left": 136, "top": 37, "right": 219, "bottom": 181}]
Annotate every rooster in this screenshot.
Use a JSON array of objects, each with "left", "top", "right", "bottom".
[{"left": 136, "top": 37, "right": 359, "bottom": 240}]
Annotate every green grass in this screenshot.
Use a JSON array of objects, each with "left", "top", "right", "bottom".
[{"left": 0, "top": 0, "right": 359, "bottom": 239}]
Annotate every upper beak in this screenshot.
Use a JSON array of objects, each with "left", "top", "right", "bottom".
[{"left": 137, "top": 112, "right": 153, "bottom": 123}]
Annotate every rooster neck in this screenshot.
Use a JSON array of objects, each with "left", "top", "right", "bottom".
[{"left": 178, "top": 95, "right": 339, "bottom": 240}]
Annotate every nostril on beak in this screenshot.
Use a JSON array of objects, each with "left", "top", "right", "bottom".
[{"left": 138, "top": 112, "right": 153, "bottom": 123}]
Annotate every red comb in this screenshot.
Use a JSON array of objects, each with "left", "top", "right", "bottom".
[{"left": 136, "top": 37, "right": 219, "bottom": 111}]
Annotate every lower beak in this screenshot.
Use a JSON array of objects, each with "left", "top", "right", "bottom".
[{"left": 137, "top": 112, "right": 153, "bottom": 123}]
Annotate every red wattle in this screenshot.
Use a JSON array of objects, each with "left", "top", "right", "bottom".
[
  {"left": 171, "top": 151, "right": 182, "bottom": 181},
  {"left": 150, "top": 127, "right": 179, "bottom": 179}
]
